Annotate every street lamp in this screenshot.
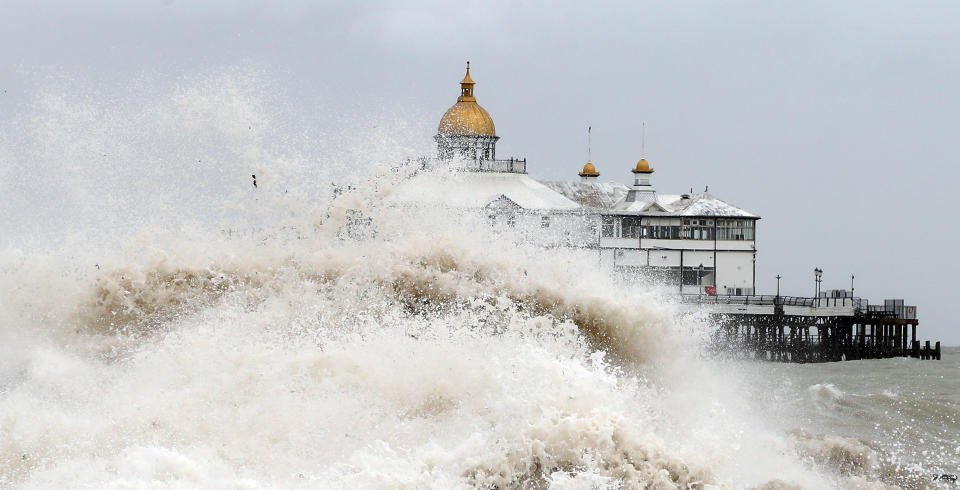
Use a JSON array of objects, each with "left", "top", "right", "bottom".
[
  {"left": 813, "top": 268, "right": 823, "bottom": 299},
  {"left": 776, "top": 274, "right": 781, "bottom": 297},
  {"left": 851, "top": 274, "right": 855, "bottom": 298},
  {"left": 698, "top": 264, "right": 704, "bottom": 296}
]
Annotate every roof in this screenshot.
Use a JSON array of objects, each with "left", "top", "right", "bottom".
[
  {"left": 613, "top": 199, "right": 666, "bottom": 214},
  {"left": 601, "top": 191, "right": 757, "bottom": 217},
  {"left": 438, "top": 101, "right": 496, "bottom": 136},
  {"left": 541, "top": 181, "right": 629, "bottom": 209},
  {"left": 389, "top": 171, "right": 581, "bottom": 211},
  {"left": 660, "top": 193, "right": 758, "bottom": 218}
]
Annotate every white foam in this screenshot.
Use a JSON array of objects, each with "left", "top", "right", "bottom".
[{"left": 0, "top": 73, "right": 905, "bottom": 488}]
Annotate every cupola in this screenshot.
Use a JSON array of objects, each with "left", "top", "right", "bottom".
[
  {"left": 633, "top": 158, "right": 653, "bottom": 174},
  {"left": 579, "top": 162, "right": 599, "bottom": 180},
  {"left": 437, "top": 62, "right": 496, "bottom": 136},
  {"left": 435, "top": 62, "right": 501, "bottom": 163}
]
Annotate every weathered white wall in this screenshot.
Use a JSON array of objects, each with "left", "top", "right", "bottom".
[{"left": 716, "top": 251, "right": 755, "bottom": 293}]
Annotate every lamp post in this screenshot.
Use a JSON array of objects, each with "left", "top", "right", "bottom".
[
  {"left": 776, "top": 274, "right": 781, "bottom": 298},
  {"left": 813, "top": 268, "right": 823, "bottom": 301},
  {"left": 698, "top": 264, "right": 704, "bottom": 297},
  {"left": 819, "top": 269, "right": 824, "bottom": 298},
  {"left": 851, "top": 274, "right": 855, "bottom": 298}
]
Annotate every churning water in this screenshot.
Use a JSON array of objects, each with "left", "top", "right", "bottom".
[{"left": 1, "top": 73, "right": 957, "bottom": 489}]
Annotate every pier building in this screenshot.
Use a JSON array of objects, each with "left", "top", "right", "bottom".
[
  {"left": 383, "top": 63, "right": 939, "bottom": 361},
  {"left": 397, "top": 62, "right": 759, "bottom": 296},
  {"left": 545, "top": 160, "right": 759, "bottom": 296}
]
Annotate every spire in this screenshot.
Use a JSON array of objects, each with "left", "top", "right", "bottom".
[
  {"left": 588, "top": 126, "right": 592, "bottom": 163},
  {"left": 641, "top": 122, "right": 646, "bottom": 159},
  {"left": 458, "top": 61, "right": 475, "bottom": 101},
  {"left": 633, "top": 123, "right": 653, "bottom": 174},
  {"left": 579, "top": 126, "right": 599, "bottom": 178}
]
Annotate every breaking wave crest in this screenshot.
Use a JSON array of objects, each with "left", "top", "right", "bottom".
[{"left": 0, "top": 216, "right": 912, "bottom": 488}]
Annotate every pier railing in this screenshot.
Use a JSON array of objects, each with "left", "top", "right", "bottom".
[
  {"left": 680, "top": 294, "right": 921, "bottom": 320},
  {"left": 681, "top": 294, "right": 866, "bottom": 309}
]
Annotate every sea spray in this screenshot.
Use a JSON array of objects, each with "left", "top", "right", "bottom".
[
  {"left": 0, "top": 72, "right": 947, "bottom": 488},
  {"left": 1, "top": 206, "right": 902, "bottom": 488}
]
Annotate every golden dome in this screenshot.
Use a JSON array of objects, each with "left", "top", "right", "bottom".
[
  {"left": 438, "top": 62, "right": 496, "bottom": 136},
  {"left": 579, "top": 162, "right": 599, "bottom": 177},
  {"left": 633, "top": 158, "right": 654, "bottom": 173}
]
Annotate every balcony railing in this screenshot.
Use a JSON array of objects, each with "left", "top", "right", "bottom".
[{"left": 465, "top": 158, "right": 527, "bottom": 174}]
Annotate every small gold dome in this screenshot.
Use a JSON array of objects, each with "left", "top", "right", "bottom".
[
  {"left": 579, "top": 162, "right": 599, "bottom": 177},
  {"left": 438, "top": 62, "right": 496, "bottom": 136},
  {"left": 633, "top": 158, "right": 654, "bottom": 173}
]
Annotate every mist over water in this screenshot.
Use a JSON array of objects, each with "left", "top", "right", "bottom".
[{"left": 1, "top": 72, "right": 957, "bottom": 489}]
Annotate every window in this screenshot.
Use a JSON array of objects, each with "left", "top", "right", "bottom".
[
  {"left": 541, "top": 216, "right": 551, "bottom": 228},
  {"left": 717, "top": 219, "right": 755, "bottom": 240},
  {"left": 681, "top": 219, "right": 715, "bottom": 240},
  {"left": 681, "top": 266, "right": 715, "bottom": 286},
  {"left": 601, "top": 216, "right": 616, "bottom": 237},
  {"left": 622, "top": 216, "right": 642, "bottom": 238},
  {"left": 642, "top": 218, "right": 681, "bottom": 240}
]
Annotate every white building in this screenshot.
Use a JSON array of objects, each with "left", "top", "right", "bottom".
[
  {"left": 395, "top": 63, "right": 759, "bottom": 296},
  {"left": 544, "top": 164, "right": 758, "bottom": 295}
]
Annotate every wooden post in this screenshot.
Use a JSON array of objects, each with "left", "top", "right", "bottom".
[
  {"left": 935, "top": 341, "right": 941, "bottom": 361},
  {"left": 902, "top": 326, "right": 908, "bottom": 356}
]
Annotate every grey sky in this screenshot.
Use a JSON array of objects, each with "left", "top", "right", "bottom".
[{"left": 2, "top": 0, "right": 959, "bottom": 343}]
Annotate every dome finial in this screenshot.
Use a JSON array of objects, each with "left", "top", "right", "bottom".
[
  {"left": 459, "top": 61, "right": 475, "bottom": 100},
  {"left": 461, "top": 61, "right": 474, "bottom": 86}
]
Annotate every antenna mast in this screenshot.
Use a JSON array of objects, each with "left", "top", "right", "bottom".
[
  {"left": 588, "top": 126, "right": 592, "bottom": 162},
  {"left": 642, "top": 122, "right": 646, "bottom": 159}
]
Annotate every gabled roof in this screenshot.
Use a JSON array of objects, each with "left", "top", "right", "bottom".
[
  {"left": 540, "top": 181, "right": 629, "bottom": 209},
  {"left": 485, "top": 194, "right": 522, "bottom": 210},
  {"left": 613, "top": 199, "right": 668, "bottom": 213},
  {"left": 659, "top": 193, "right": 758, "bottom": 218}
]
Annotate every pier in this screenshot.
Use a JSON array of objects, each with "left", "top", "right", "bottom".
[{"left": 680, "top": 295, "right": 941, "bottom": 362}]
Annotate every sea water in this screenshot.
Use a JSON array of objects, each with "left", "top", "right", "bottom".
[{"left": 1, "top": 74, "right": 957, "bottom": 489}]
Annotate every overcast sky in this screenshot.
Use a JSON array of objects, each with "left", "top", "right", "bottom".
[{"left": 2, "top": 0, "right": 958, "bottom": 343}]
